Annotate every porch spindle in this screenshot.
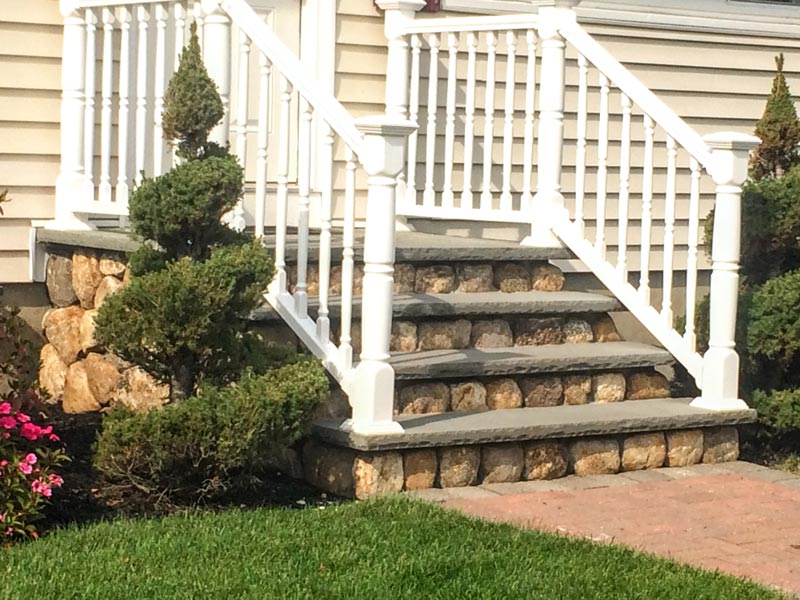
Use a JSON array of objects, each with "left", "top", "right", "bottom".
[
  {"left": 272, "top": 76, "right": 293, "bottom": 294},
  {"left": 116, "top": 6, "right": 132, "bottom": 207},
  {"left": 639, "top": 114, "right": 655, "bottom": 304},
  {"left": 595, "top": 72, "right": 609, "bottom": 259},
  {"left": 460, "top": 32, "right": 478, "bottom": 209},
  {"left": 174, "top": 2, "right": 186, "bottom": 71},
  {"left": 83, "top": 9, "right": 97, "bottom": 189},
  {"left": 574, "top": 53, "right": 588, "bottom": 236},
  {"left": 339, "top": 146, "right": 358, "bottom": 370},
  {"left": 480, "top": 31, "right": 497, "bottom": 211},
  {"left": 228, "top": 24, "right": 251, "bottom": 232},
  {"left": 661, "top": 136, "right": 678, "bottom": 327},
  {"left": 253, "top": 52, "right": 271, "bottom": 238},
  {"left": 692, "top": 132, "right": 760, "bottom": 411},
  {"left": 317, "top": 124, "right": 335, "bottom": 343},
  {"left": 442, "top": 33, "right": 458, "bottom": 209},
  {"left": 406, "top": 34, "right": 422, "bottom": 207},
  {"left": 153, "top": 3, "right": 169, "bottom": 176},
  {"left": 295, "top": 97, "right": 313, "bottom": 320},
  {"left": 521, "top": 30, "right": 536, "bottom": 211},
  {"left": 99, "top": 8, "right": 114, "bottom": 203},
  {"left": 134, "top": 6, "right": 150, "bottom": 186},
  {"left": 617, "top": 93, "right": 632, "bottom": 278},
  {"left": 685, "top": 158, "right": 702, "bottom": 351},
  {"left": 202, "top": 1, "right": 232, "bottom": 147},
  {"left": 423, "top": 34, "right": 440, "bottom": 208},
  {"left": 500, "top": 30, "right": 516, "bottom": 212}
]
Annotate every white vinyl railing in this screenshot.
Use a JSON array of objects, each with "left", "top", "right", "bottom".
[{"left": 381, "top": 1, "right": 758, "bottom": 411}]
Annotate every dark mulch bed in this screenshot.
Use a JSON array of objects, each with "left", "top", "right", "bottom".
[{"left": 40, "top": 405, "right": 336, "bottom": 533}]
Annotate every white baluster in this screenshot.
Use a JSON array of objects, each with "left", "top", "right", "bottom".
[
  {"left": 685, "top": 158, "right": 701, "bottom": 351},
  {"left": 153, "top": 3, "right": 168, "bottom": 176},
  {"left": 460, "top": 31, "right": 478, "bottom": 209},
  {"left": 193, "top": 2, "right": 204, "bottom": 49},
  {"left": 272, "top": 76, "right": 292, "bottom": 294},
  {"left": 253, "top": 53, "right": 271, "bottom": 238},
  {"left": 693, "top": 132, "right": 760, "bottom": 411},
  {"left": 229, "top": 25, "right": 250, "bottom": 232},
  {"left": 83, "top": 9, "right": 97, "bottom": 192},
  {"left": 340, "top": 147, "right": 357, "bottom": 370},
  {"left": 480, "top": 31, "right": 497, "bottom": 211},
  {"left": 115, "top": 6, "right": 132, "bottom": 208},
  {"left": 55, "top": 2, "right": 91, "bottom": 228},
  {"left": 639, "top": 114, "right": 654, "bottom": 304},
  {"left": 347, "top": 116, "right": 416, "bottom": 435},
  {"left": 202, "top": 0, "right": 231, "bottom": 147},
  {"left": 661, "top": 136, "right": 677, "bottom": 328},
  {"left": 406, "top": 34, "right": 422, "bottom": 207},
  {"left": 173, "top": 2, "right": 186, "bottom": 72},
  {"left": 295, "top": 97, "right": 313, "bottom": 320},
  {"left": 521, "top": 30, "right": 537, "bottom": 211},
  {"left": 441, "top": 32, "right": 458, "bottom": 210},
  {"left": 422, "top": 34, "right": 440, "bottom": 208},
  {"left": 134, "top": 5, "right": 150, "bottom": 185},
  {"left": 574, "top": 53, "right": 588, "bottom": 236},
  {"left": 99, "top": 8, "right": 114, "bottom": 204},
  {"left": 317, "top": 123, "right": 335, "bottom": 343},
  {"left": 617, "top": 93, "right": 632, "bottom": 278},
  {"left": 500, "top": 30, "right": 516, "bottom": 212},
  {"left": 595, "top": 72, "right": 609, "bottom": 259}
]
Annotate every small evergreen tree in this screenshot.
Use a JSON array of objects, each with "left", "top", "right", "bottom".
[
  {"left": 95, "top": 26, "right": 273, "bottom": 402},
  {"left": 749, "top": 54, "right": 800, "bottom": 180}
]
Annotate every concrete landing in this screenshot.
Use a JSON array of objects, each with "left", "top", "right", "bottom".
[
  {"left": 313, "top": 397, "right": 756, "bottom": 451},
  {"left": 390, "top": 341, "right": 672, "bottom": 380}
]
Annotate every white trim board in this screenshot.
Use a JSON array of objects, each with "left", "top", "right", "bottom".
[{"left": 440, "top": 0, "right": 800, "bottom": 38}]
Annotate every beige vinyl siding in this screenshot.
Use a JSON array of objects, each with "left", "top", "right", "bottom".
[
  {"left": 0, "top": 0, "right": 61, "bottom": 283},
  {"left": 333, "top": 0, "right": 800, "bottom": 275}
]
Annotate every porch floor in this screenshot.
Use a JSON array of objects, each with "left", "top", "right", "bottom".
[{"left": 312, "top": 397, "right": 756, "bottom": 451}]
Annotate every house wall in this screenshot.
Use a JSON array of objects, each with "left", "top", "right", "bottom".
[{"left": 0, "top": 1, "right": 61, "bottom": 283}]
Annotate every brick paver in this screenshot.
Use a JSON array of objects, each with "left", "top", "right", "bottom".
[{"left": 436, "top": 463, "right": 800, "bottom": 594}]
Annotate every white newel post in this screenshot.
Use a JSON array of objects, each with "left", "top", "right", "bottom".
[
  {"left": 691, "top": 132, "right": 760, "bottom": 411},
  {"left": 523, "top": 1, "right": 580, "bottom": 247},
  {"left": 200, "top": 0, "right": 232, "bottom": 148},
  {"left": 376, "top": 0, "right": 425, "bottom": 231},
  {"left": 345, "top": 116, "right": 416, "bottom": 435},
  {"left": 53, "top": 1, "right": 93, "bottom": 230}
]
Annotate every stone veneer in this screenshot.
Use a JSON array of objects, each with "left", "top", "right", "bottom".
[
  {"left": 38, "top": 248, "right": 170, "bottom": 413},
  {"left": 301, "top": 426, "right": 741, "bottom": 499}
]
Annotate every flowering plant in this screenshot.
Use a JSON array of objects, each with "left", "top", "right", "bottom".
[{"left": 0, "top": 400, "right": 66, "bottom": 540}]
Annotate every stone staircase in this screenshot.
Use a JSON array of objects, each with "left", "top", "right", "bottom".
[{"left": 251, "top": 232, "right": 755, "bottom": 498}]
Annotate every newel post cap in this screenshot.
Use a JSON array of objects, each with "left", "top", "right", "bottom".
[
  {"left": 355, "top": 115, "right": 417, "bottom": 177},
  {"left": 704, "top": 132, "right": 760, "bottom": 186},
  {"left": 200, "top": 0, "right": 225, "bottom": 15},
  {"left": 375, "top": 0, "right": 427, "bottom": 11},
  {"left": 534, "top": 0, "right": 582, "bottom": 9},
  {"left": 703, "top": 131, "right": 761, "bottom": 152},
  {"left": 355, "top": 115, "right": 417, "bottom": 138}
]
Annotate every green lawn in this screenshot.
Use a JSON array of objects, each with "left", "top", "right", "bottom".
[{"left": 0, "top": 497, "right": 782, "bottom": 599}]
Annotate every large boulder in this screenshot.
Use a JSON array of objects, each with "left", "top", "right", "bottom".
[
  {"left": 110, "top": 367, "right": 169, "bottom": 413},
  {"left": 570, "top": 439, "right": 620, "bottom": 476},
  {"left": 415, "top": 265, "right": 456, "bottom": 293},
  {"left": 353, "top": 452, "right": 404, "bottom": 499},
  {"left": 621, "top": 433, "right": 666, "bottom": 471},
  {"left": 521, "top": 376, "right": 563, "bottom": 407},
  {"left": 403, "top": 449, "right": 437, "bottom": 490},
  {"left": 83, "top": 352, "right": 122, "bottom": 407},
  {"left": 93, "top": 275, "right": 125, "bottom": 308},
  {"left": 38, "top": 344, "right": 67, "bottom": 401},
  {"left": 450, "top": 381, "right": 487, "bottom": 412},
  {"left": 456, "top": 264, "right": 494, "bottom": 293},
  {"left": 437, "top": 446, "right": 480, "bottom": 488},
  {"left": 397, "top": 383, "right": 450, "bottom": 415},
  {"left": 665, "top": 429, "right": 704, "bottom": 467},
  {"left": 72, "top": 251, "right": 103, "bottom": 309},
  {"left": 470, "top": 320, "right": 513, "bottom": 349},
  {"left": 45, "top": 254, "right": 77, "bottom": 307},
  {"left": 43, "top": 306, "right": 84, "bottom": 365},
  {"left": 523, "top": 442, "right": 568, "bottom": 480},
  {"left": 480, "top": 444, "right": 523, "bottom": 484},
  {"left": 485, "top": 378, "right": 523, "bottom": 410},
  {"left": 62, "top": 361, "right": 101, "bottom": 413},
  {"left": 417, "top": 320, "right": 471, "bottom": 351}
]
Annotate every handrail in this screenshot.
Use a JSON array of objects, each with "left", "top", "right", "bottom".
[
  {"left": 219, "top": 0, "right": 366, "bottom": 158},
  {"left": 559, "top": 20, "right": 714, "bottom": 170},
  {"left": 65, "top": 0, "right": 176, "bottom": 8},
  {"left": 399, "top": 13, "right": 539, "bottom": 35}
]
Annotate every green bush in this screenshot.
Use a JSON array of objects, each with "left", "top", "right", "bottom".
[
  {"left": 94, "top": 361, "right": 328, "bottom": 498},
  {"left": 751, "top": 388, "right": 800, "bottom": 435},
  {"left": 749, "top": 54, "right": 800, "bottom": 181}
]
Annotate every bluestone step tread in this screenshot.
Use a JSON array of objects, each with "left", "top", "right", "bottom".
[
  {"left": 312, "top": 397, "right": 757, "bottom": 451},
  {"left": 389, "top": 341, "right": 672, "bottom": 380},
  {"left": 249, "top": 290, "right": 621, "bottom": 321}
]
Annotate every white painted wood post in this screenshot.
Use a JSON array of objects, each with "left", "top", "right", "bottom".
[
  {"left": 691, "top": 132, "right": 760, "bottom": 412},
  {"left": 345, "top": 116, "right": 416, "bottom": 435},
  {"left": 376, "top": 0, "right": 425, "bottom": 230},
  {"left": 200, "top": 0, "right": 232, "bottom": 147},
  {"left": 523, "top": 1, "right": 580, "bottom": 247},
  {"left": 53, "top": 0, "right": 93, "bottom": 230}
]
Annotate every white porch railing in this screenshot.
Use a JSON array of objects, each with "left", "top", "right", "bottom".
[{"left": 381, "top": 0, "right": 758, "bottom": 411}]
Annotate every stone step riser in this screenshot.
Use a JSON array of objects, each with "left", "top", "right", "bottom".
[
  {"left": 300, "top": 426, "right": 741, "bottom": 499},
  {"left": 394, "top": 370, "right": 671, "bottom": 415}
]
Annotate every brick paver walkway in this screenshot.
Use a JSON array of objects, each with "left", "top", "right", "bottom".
[{"left": 412, "top": 462, "right": 800, "bottom": 595}]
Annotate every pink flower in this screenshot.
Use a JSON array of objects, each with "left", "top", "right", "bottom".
[
  {"left": 0, "top": 460, "right": 6, "bottom": 467},
  {"left": 4, "top": 528, "right": 12, "bottom": 537},
  {"left": 15, "top": 413, "right": 30, "bottom": 424},
  {"left": 19, "top": 462, "right": 32, "bottom": 475},
  {"left": 0, "top": 514, "right": 4, "bottom": 522},
  {"left": 48, "top": 434, "right": 60, "bottom": 442},
  {"left": 0, "top": 402, "right": 10, "bottom": 415},
  {"left": 0, "top": 416, "right": 16, "bottom": 430},
  {"left": 31, "top": 480, "right": 50, "bottom": 496},
  {"left": 24, "top": 453, "right": 37, "bottom": 465},
  {"left": 48, "top": 474, "right": 64, "bottom": 488},
  {"left": 19, "top": 423, "right": 41, "bottom": 441},
  {"left": 40, "top": 425, "right": 53, "bottom": 436}
]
